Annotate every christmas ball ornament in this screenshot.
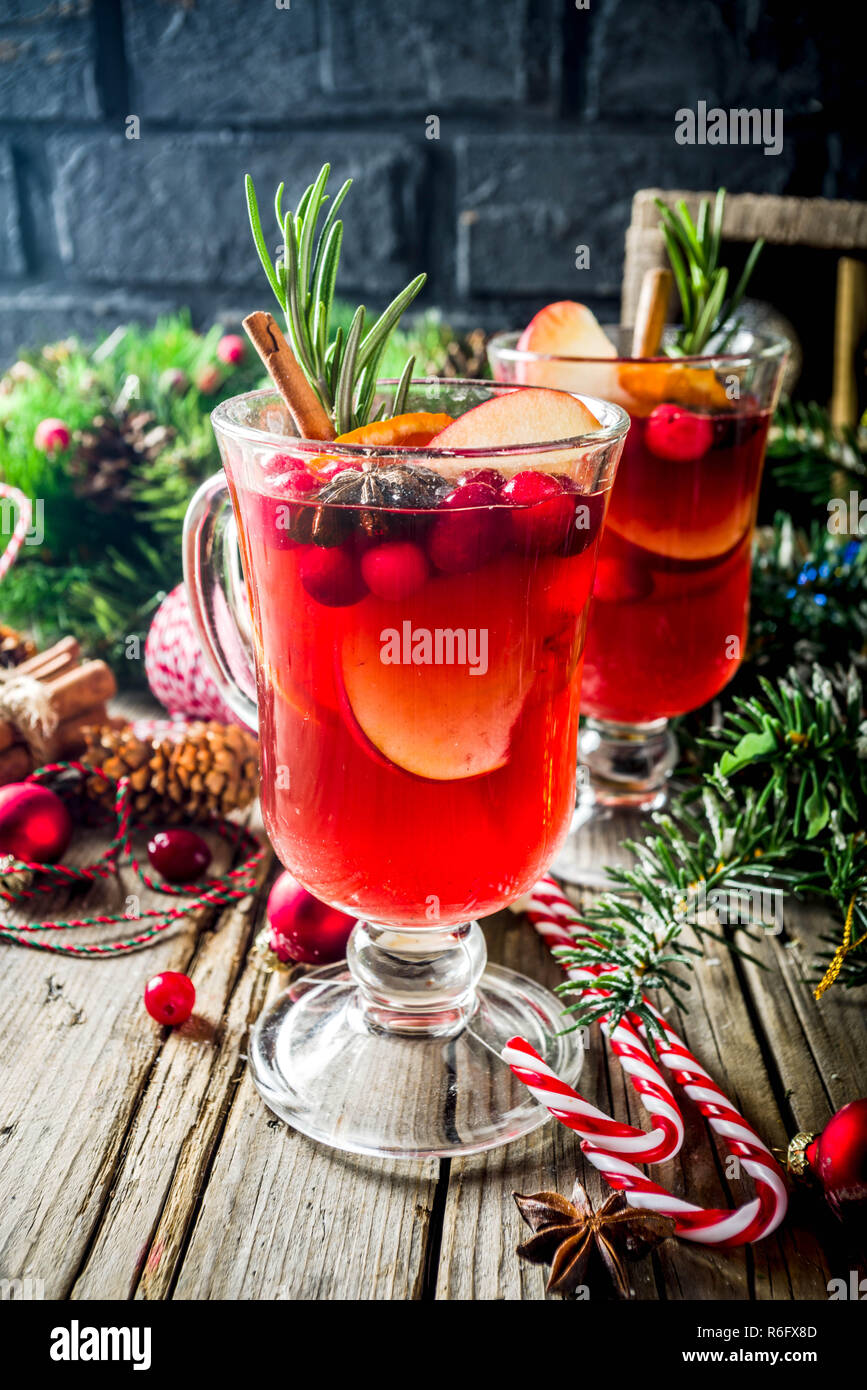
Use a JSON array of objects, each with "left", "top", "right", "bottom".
[
  {"left": 144, "top": 971, "right": 196, "bottom": 1026},
  {"left": 145, "top": 582, "right": 241, "bottom": 724},
  {"left": 0, "top": 782, "right": 73, "bottom": 863},
  {"left": 34, "top": 417, "right": 71, "bottom": 454},
  {"left": 217, "top": 333, "right": 245, "bottom": 365},
  {"left": 788, "top": 1098, "right": 867, "bottom": 1220},
  {"left": 266, "top": 870, "right": 355, "bottom": 965},
  {"left": 147, "top": 828, "right": 212, "bottom": 883},
  {"left": 196, "top": 364, "right": 222, "bottom": 394}
]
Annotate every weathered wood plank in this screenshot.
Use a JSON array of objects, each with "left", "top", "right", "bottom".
[{"left": 171, "top": 967, "right": 439, "bottom": 1301}]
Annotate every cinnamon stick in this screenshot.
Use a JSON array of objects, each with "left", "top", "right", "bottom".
[
  {"left": 44, "top": 661, "right": 116, "bottom": 723},
  {"left": 14, "top": 636, "right": 80, "bottom": 680},
  {"left": 631, "top": 268, "right": 673, "bottom": 357},
  {"left": 0, "top": 744, "right": 32, "bottom": 786},
  {"left": 243, "top": 311, "right": 335, "bottom": 441},
  {"left": 47, "top": 703, "right": 109, "bottom": 759}
]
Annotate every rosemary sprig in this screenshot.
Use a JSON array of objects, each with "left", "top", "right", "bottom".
[
  {"left": 245, "top": 165, "right": 426, "bottom": 431},
  {"left": 656, "top": 188, "right": 764, "bottom": 356}
]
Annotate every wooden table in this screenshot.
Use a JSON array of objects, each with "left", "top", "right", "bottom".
[{"left": 1, "top": 704, "right": 865, "bottom": 1302}]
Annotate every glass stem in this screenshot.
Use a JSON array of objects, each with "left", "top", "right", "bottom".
[
  {"left": 579, "top": 716, "right": 678, "bottom": 810},
  {"left": 347, "top": 920, "right": 486, "bottom": 1037}
]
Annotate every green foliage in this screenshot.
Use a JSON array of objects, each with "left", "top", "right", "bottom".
[
  {"left": 657, "top": 188, "right": 764, "bottom": 355},
  {"left": 245, "top": 165, "right": 426, "bottom": 431}
]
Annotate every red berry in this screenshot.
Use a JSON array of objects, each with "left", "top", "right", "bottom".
[
  {"left": 144, "top": 971, "right": 196, "bottom": 1027},
  {"left": 147, "top": 828, "right": 212, "bottom": 883},
  {"left": 440, "top": 481, "right": 499, "bottom": 509},
  {"left": 159, "top": 367, "right": 189, "bottom": 394},
  {"left": 34, "top": 417, "right": 70, "bottom": 453},
  {"left": 645, "top": 403, "right": 714, "bottom": 462},
  {"left": 456, "top": 467, "right": 505, "bottom": 492},
  {"left": 360, "top": 541, "right": 429, "bottom": 600},
  {"left": 501, "top": 471, "right": 563, "bottom": 506},
  {"left": 263, "top": 453, "right": 319, "bottom": 494},
  {"left": 428, "top": 509, "right": 503, "bottom": 574},
  {"left": 0, "top": 782, "right": 73, "bottom": 862},
  {"left": 267, "top": 871, "right": 355, "bottom": 966},
  {"left": 196, "top": 365, "right": 222, "bottom": 394},
  {"left": 216, "top": 333, "right": 245, "bottom": 365},
  {"left": 300, "top": 547, "right": 367, "bottom": 606},
  {"left": 318, "top": 460, "right": 364, "bottom": 482}
]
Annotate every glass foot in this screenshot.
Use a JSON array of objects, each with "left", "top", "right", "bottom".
[{"left": 249, "top": 958, "right": 582, "bottom": 1159}]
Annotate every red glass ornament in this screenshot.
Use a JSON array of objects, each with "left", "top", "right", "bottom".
[
  {"left": 144, "top": 971, "right": 196, "bottom": 1026},
  {"left": 0, "top": 782, "right": 73, "bottom": 863},
  {"left": 267, "top": 870, "right": 355, "bottom": 965},
  {"left": 147, "top": 828, "right": 212, "bottom": 883},
  {"left": 804, "top": 1098, "right": 867, "bottom": 1219}
]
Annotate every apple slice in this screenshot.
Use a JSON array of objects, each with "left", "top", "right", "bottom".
[
  {"left": 430, "top": 385, "right": 601, "bottom": 479},
  {"left": 339, "top": 567, "right": 530, "bottom": 780},
  {"left": 518, "top": 301, "right": 618, "bottom": 360}
]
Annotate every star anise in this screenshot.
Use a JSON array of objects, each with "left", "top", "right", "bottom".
[
  {"left": 513, "top": 1180, "right": 676, "bottom": 1298},
  {"left": 305, "top": 462, "right": 448, "bottom": 544}
]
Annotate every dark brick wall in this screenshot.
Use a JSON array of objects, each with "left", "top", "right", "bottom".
[{"left": 0, "top": 0, "right": 861, "bottom": 363}]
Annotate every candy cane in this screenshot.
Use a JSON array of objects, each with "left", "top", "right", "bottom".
[
  {"left": 0, "top": 484, "right": 32, "bottom": 581},
  {"left": 519, "top": 877, "right": 684, "bottom": 1162},
  {"left": 507, "top": 876, "right": 788, "bottom": 1246}
]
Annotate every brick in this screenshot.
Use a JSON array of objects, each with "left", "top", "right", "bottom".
[
  {"left": 0, "top": 143, "right": 25, "bottom": 276},
  {"left": 322, "top": 0, "right": 539, "bottom": 109},
  {"left": 0, "top": 288, "right": 175, "bottom": 368},
  {"left": 48, "top": 132, "right": 423, "bottom": 294},
  {"left": 582, "top": 0, "right": 737, "bottom": 119},
  {"left": 122, "top": 0, "right": 321, "bottom": 122},
  {"left": 0, "top": 0, "right": 97, "bottom": 120},
  {"left": 455, "top": 133, "right": 796, "bottom": 299}
]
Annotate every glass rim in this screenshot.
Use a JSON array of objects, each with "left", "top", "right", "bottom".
[
  {"left": 487, "top": 327, "right": 791, "bottom": 369},
  {"left": 211, "top": 377, "right": 631, "bottom": 458}
]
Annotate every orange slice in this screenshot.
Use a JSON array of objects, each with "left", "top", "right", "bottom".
[
  {"left": 618, "top": 362, "right": 732, "bottom": 414},
  {"left": 335, "top": 412, "right": 453, "bottom": 448}
]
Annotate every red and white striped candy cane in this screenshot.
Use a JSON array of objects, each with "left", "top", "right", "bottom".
[
  {"left": 507, "top": 876, "right": 788, "bottom": 1246},
  {"left": 518, "top": 876, "right": 684, "bottom": 1162},
  {"left": 0, "top": 484, "right": 32, "bottom": 581}
]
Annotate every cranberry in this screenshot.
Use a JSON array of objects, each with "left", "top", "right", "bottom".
[
  {"left": 440, "top": 481, "right": 500, "bottom": 509},
  {"left": 147, "top": 828, "right": 212, "bottom": 883},
  {"left": 144, "top": 971, "right": 196, "bottom": 1027},
  {"left": 428, "top": 509, "right": 504, "bottom": 574},
  {"left": 360, "top": 541, "right": 429, "bottom": 600},
  {"left": 216, "top": 333, "right": 246, "bottom": 365},
  {"left": 300, "top": 546, "right": 367, "bottom": 606},
  {"left": 501, "top": 471, "right": 564, "bottom": 506},
  {"left": 645, "top": 403, "right": 714, "bottom": 462},
  {"left": 456, "top": 467, "right": 505, "bottom": 492}
]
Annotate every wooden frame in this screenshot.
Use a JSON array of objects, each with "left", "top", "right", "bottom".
[{"left": 622, "top": 190, "right": 867, "bottom": 426}]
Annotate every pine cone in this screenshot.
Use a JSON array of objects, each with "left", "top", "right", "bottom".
[
  {"left": 439, "top": 328, "right": 488, "bottom": 379},
  {"left": 82, "top": 720, "right": 259, "bottom": 824},
  {"left": 0, "top": 624, "right": 38, "bottom": 668},
  {"left": 70, "top": 410, "right": 176, "bottom": 511}
]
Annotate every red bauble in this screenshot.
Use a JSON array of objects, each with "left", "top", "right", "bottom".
[
  {"left": 804, "top": 1099, "right": 867, "bottom": 1220},
  {"left": 147, "top": 828, "right": 212, "bottom": 883},
  {"left": 216, "top": 333, "right": 245, "bottom": 365},
  {"left": 0, "top": 783, "right": 73, "bottom": 862},
  {"left": 34, "top": 417, "right": 70, "bottom": 453},
  {"left": 266, "top": 871, "right": 355, "bottom": 965},
  {"left": 144, "top": 971, "right": 196, "bottom": 1026}
]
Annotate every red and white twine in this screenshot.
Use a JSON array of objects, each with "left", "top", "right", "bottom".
[{"left": 505, "top": 875, "right": 788, "bottom": 1247}]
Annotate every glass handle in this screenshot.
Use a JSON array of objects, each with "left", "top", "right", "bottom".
[{"left": 182, "top": 472, "right": 258, "bottom": 731}]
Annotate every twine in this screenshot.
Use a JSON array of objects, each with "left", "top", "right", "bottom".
[
  {"left": 0, "top": 671, "right": 59, "bottom": 764},
  {"left": 0, "top": 760, "right": 264, "bottom": 957}
]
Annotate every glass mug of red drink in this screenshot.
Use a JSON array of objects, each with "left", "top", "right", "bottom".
[
  {"left": 489, "top": 324, "right": 788, "bottom": 873},
  {"left": 183, "top": 379, "right": 627, "bottom": 1158}
]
